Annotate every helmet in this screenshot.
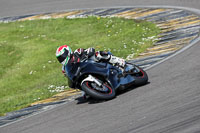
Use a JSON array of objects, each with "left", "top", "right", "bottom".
[{"left": 56, "top": 45, "right": 73, "bottom": 65}]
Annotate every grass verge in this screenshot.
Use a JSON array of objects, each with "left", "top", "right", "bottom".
[{"left": 0, "top": 16, "right": 160, "bottom": 115}]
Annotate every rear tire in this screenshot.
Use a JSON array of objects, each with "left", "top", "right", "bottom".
[
  {"left": 132, "top": 66, "right": 148, "bottom": 86},
  {"left": 81, "top": 80, "right": 116, "bottom": 100}
]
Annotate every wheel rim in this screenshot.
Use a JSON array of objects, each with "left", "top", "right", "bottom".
[
  {"left": 131, "top": 66, "right": 145, "bottom": 78},
  {"left": 134, "top": 69, "right": 144, "bottom": 78},
  {"left": 86, "top": 82, "right": 112, "bottom": 95}
]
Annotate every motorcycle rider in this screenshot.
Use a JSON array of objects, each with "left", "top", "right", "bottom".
[{"left": 56, "top": 45, "right": 126, "bottom": 76}]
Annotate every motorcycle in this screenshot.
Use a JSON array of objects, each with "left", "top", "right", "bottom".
[{"left": 65, "top": 55, "right": 148, "bottom": 100}]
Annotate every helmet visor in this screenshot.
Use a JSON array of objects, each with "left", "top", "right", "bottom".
[{"left": 57, "top": 50, "right": 69, "bottom": 63}]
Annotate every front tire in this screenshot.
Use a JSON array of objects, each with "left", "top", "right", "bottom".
[{"left": 81, "top": 80, "right": 116, "bottom": 100}]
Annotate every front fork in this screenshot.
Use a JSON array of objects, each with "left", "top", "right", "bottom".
[
  {"left": 81, "top": 75, "right": 103, "bottom": 99},
  {"left": 81, "top": 75, "right": 102, "bottom": 87}
]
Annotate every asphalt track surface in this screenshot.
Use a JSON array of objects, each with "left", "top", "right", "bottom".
[
  {"left": 1, "top": 0, "right": 200, "bottom": 133},
  {"left": 0, "top": 0, "right": 200, "bottom": 18}
]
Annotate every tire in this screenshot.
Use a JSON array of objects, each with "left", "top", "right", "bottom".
[
  {"left": 131, "top": 65, "right": 148, "bottom": 86},
  {"left": 81, "top": 80, "right": 116, "bottom": 100}
]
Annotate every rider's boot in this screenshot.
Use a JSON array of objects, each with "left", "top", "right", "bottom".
[
  {"left": 95, "top": 51, "right": 126, "bottom": 68},
  {"left": 109, "top": 55, "right": 126, "bottom": 68}
]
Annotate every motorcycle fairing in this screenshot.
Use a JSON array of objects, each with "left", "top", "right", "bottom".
[
  {"left": 76, "top": 62, "right": 120, "bottom": 89},
  {"left": 65, "top": 61, "right": 110, "bottom": 88},
  {"left": 65, "top": 60, "right": 136, "bottom": 90}
]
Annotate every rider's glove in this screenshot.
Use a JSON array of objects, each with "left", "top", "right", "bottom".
[{"left": 62, "top": 66, "right": 67, "bottom": 77}]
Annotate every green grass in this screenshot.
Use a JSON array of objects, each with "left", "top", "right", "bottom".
[{"left": 0, "top": 16, "right": 160, "bottom": 115}]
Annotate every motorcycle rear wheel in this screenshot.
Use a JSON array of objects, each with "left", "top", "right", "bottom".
[
  {"left": 81, "top": 80, "right": 116, "bottom": 100},
  {"left": 131, "top": 65, "right": 148, "bottom": 86}
]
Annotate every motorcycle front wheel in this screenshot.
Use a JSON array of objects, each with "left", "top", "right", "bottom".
[{"left": 81, "top": 79, "right": 116, "bottom": 100}]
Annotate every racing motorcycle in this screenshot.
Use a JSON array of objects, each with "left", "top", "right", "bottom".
[{"left": 65, "top": 55, "right": 148, "bottom": 100}]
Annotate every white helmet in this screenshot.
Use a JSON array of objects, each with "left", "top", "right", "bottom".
[{"left": 56, "top": 45, "right": 73, "bottom": 65}]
